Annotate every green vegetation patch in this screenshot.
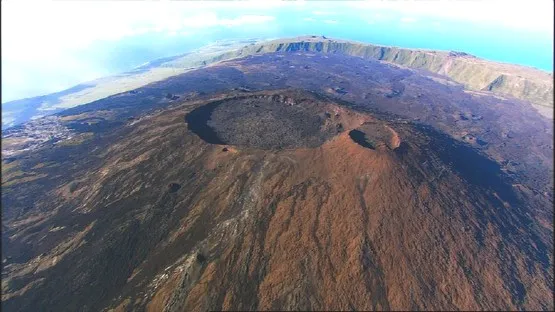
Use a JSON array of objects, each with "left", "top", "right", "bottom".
[
  {"left": 2, "top": 160, "right": 24, "bottom": 183},
  {"left": 31, "top": 161, "right": 58, "bottom": 170},
  {"left": 57, "top": 132, "right": 94, "bottom": 146},
  {"left": 2, "top": 173, "right": 48, "bottom": 187}
]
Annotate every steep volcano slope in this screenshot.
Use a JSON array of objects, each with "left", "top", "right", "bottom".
[
  {"left": 2, "top": 54, "right": 553, "bottom": 311},
  {"left": 2, "top": 90, "right": 552, "bottom": 311}
]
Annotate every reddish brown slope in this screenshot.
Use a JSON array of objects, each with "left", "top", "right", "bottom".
[
  {"left": 97, "top": 90, "right": 550, "bottom": 311},
  {"left": 2, "top": 90, "right": 551, "bottom": 311}
]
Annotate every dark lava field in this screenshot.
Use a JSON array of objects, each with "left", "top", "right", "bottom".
[{"left": 1, "top": 52, "right": 553, "bottom": 311}]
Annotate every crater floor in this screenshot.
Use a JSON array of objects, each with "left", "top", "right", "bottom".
[{"left": 186, "top": 90, "right": 368, "bottom": 149}]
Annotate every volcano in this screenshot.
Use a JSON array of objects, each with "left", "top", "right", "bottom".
[{"left": 1, "top": 43, "right": 553, "bottom": 311}]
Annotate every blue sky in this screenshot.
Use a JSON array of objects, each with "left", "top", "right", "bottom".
[{"left": 1, "top": 0, "right": 553, "bottom": 103}]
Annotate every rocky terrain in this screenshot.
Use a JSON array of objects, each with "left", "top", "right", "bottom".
[
  {"left": 2, "top": 36, "right": 552, "bottom": 129},
  {"left": 1, "top": 51, "right": 553, "bottom": 311},
  {"left": 211, "top": 37, "right": 553, "bottom": 114}
]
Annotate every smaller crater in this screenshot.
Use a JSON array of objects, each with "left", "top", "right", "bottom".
[
  {"left": 168, "top": 183, "right": 181, "bottom": 193},
  {"left": 349, "top": 130, "right": 375, "bottom": 149},
  {"left": 476, "top": 138, "right": 488, "bottom": 146},
  {"left": 68, "top": 182, "right": 80, "bottom": 193},
  {"left": 334, "top": 87, "right": 348, "bottom": 95},
  {"left": 165, "top": 93, "right": 180, "bottom": 101},
  {"left": 196, "top": 253, "right": 206, "bottom": 263},
  {"left": 349, "top": 122, "right": 401, "bottom": 150}
]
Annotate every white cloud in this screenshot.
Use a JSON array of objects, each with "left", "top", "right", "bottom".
[
  {"left": 219, "top": 15, "right": 275, "bottom": 27},
  {"left": 400, "top": 17, "right": 417, "bottom": 23},
  {"left": 324, "top": 20, "right": 339, "bottom": 24},
  {"left": 349, "top": 0, "right": 554, "bottom": 33},
  {"left": 312, "top": 10, "right": 334, "bottom": 16},
  {"left": 1, "top": 1, "right": 279, "bottom": 102},
  {"left": 1, "top": 2, "right": 277, "bottom": 62},
  {"left": 304, "top": 17, "right": 316, "bottom": 22},
  {"left": 365, "top": 12, "right": 390, "bottom": 24}
]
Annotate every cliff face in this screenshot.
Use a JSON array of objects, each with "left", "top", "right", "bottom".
[{"left": 198, "top": 37, "right": 552, "bottom": 114}]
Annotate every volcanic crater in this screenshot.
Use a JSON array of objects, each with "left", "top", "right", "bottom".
[{"left": 185, "top": 90, "right": 369, "bottom": 150}]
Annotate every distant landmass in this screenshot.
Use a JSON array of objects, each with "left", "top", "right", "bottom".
[{"left": 2, "top": 36, "right": 552, "bottom": 129}]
